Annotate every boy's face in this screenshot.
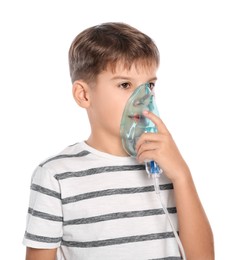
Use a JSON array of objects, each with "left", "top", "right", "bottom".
[{"left": 87, "top": 62, "right": 158, "bottom": 149}]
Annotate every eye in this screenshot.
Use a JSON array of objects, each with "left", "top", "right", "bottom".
[
  {"left": 119, "top": 82, "right": 131, "bottom": 89},
  {"left": 148, "top": 82, "right": 155, "bottom": 90}
]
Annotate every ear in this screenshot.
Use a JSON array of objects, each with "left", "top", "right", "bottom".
[{"left": 72, "top": 80, "right": 90, "bottom": 108}]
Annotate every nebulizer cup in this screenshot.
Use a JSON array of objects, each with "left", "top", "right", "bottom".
[{"left": 120, "top": 82, "right": 163, "bottom": 178}]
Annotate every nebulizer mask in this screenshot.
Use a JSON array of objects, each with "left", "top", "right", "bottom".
[
  {"left": 120, "top": 82, "right": 163, "bottom": 177},
  {"left": 120, "top": 82, "right": 187, "bottom": 260}
]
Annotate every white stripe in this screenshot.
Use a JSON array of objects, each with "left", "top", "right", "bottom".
[{"left": 63, "top": 214, "right": 177, "bottom": 242}]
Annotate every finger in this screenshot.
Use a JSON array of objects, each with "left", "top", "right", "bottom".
[
  {"left": 137, "top": 150, "right": 157, "bottom": 164},
  {"left": 136, "top": 142, "right": 159, "bottom": 157},
  {"left": 135, "top": 132, "right": 161, "bottom": 152},
  {"left": 142, "top": 110, "right": 169, "bottom": 134},
  {"left": 137, "top": 152, "right": 153, "bottom": 163}
]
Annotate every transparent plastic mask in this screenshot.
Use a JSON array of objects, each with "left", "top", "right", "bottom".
[{"left": 120, "top": 82, "right": 160, "bottom": 157}]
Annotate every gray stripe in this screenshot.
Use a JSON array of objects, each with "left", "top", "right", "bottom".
[
  {"left": 31, "top": 183, "right": 61, "bottom": 199},
  {"left": 61, "top": 232, "right": 175, "bottom": 248},
  {"left": 63, "top": 207, "right": 177, "bottom": 226},
  {"left": 40, "top": 150, "right": 90, "bottom": 167},
  {"left": 25, "top": 232, "right": 62, "bottom": 243},
  {"left": 55, "top": 165, "right": 145, "bottom": 180},
  {"left": 28, "top": 207, "right": 63, "bottom": 222},
  {"left": 149, "top": 256, "right": 182, "bottom": 260},
  {"left": 68, "top": 142, "right": 78, "bottom": 147},
  {"left": 62, "top": 183, "right": 173, "bottom": 205}
]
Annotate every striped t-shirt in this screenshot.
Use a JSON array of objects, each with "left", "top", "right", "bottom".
[{"left": 23, "top": 141, "right": 181, "bottom": 259}]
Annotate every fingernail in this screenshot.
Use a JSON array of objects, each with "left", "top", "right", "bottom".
[{"left": 143, "top": 110, "right": 149, "bottom": 115}]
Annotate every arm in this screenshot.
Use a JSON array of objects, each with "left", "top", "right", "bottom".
[
  {"left": 136, "top": 110, "right": 214, "bottom": 260},
  {"left": 173, "top": 171, "right": 214, "bottom": 260},
  {"left": 26, "top": 247, "right": 57, "bottom": 260}
]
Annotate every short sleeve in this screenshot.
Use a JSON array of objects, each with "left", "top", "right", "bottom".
[{"left": 23, "top": 165, "right": 63, "bottom": 249}]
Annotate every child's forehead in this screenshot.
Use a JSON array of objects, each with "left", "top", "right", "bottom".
[
  {"left": 96, "top": 60, "right": 158, "bottom": 85},
  {"left": 105, "top": 60, "right": 158, "bottom": 75}
]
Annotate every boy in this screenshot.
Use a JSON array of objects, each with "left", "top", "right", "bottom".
[{"left": 23, "top": 22, "right": 214, "bottom": 259}]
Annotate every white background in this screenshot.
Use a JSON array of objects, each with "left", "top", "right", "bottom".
[{"left": 0, "top": 1, "right": 241, "bottom": 259}]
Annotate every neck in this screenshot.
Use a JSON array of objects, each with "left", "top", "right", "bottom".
[{"left": 86, "top": 133, "right": 129, "bottom": 157}]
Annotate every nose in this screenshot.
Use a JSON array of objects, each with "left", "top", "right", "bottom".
[{"left": 133, "top": 82, "right": 153, "bottom": 106}]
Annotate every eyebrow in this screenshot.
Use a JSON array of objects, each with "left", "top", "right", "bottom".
[{"left": 111, "top": 76, "right": 157, "bottom": 81}]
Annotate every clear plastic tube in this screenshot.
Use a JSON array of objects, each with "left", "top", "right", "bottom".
[{"left": 152, "top": 174, "right": 187, "bottom": 260}]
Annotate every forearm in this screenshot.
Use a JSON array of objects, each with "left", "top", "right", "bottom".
[
  {"left": 26, "top": 247, "right": 57, "bottom": 260},
  {"left": 173, "top": 171, "right": 214, "bottom": 260}
]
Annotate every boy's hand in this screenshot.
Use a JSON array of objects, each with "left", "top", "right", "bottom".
[{"left": 135, "top": 110, "right": 190, "bottom": 183}]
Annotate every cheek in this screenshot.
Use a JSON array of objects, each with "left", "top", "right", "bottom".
[
  {"left": 93, "top": 89, "right": 130, "bottom": 129},
  {"left": 107, "top": 97, "right": 128, "bottom": 129},
  {"left": 115, "top": 96, "right": 128, "bottom": 119},
  {"left": 96, "top": 97, "right": 121, "bottom": 121}
]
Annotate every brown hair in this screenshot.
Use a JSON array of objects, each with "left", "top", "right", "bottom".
[{"left": 68, "top": 22, "right": 160, "bottom": 84}]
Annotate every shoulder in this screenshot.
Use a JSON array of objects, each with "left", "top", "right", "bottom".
[
  {"left": 30, "top": 142, "right": 91, "bottom": 194},
  {"left": 30, "top": 142, "right": 90, "bottom": 181},
  {"left": 38, "top": 142, "right": 91, "bottom": 170}
]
